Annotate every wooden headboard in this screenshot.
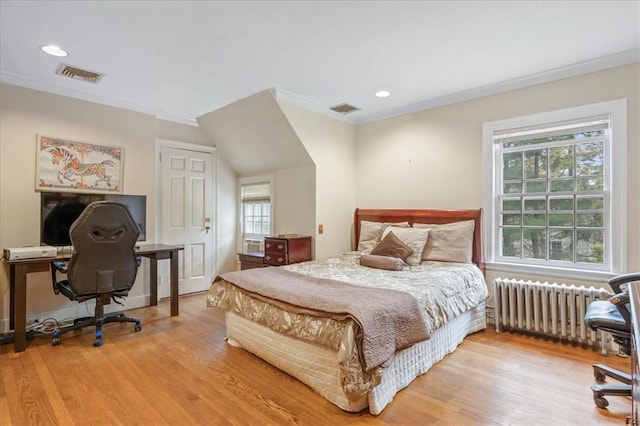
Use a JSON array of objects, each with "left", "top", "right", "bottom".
[{"left": 354, "top": 208, "right": 485, "bottom": 272}]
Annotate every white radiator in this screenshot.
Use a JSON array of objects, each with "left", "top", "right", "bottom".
[{"left": 493, "top": 278, "right": 611, "bottom": 347}]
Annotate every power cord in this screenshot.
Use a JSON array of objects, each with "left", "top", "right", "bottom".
[{"left": 26, "top": 317, "right": 76, "bottom": 335}]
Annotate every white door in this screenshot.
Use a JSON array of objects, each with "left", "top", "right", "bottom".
[{"left": 159, "top": 144, "right": 215, "bottom": 295}]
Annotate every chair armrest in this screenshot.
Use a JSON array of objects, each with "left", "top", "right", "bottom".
[
  {"left": 609, "top": 273, "right": 640, "bottom": 293},
  {"left": 50, "top": 261, "right": 68, "bottom": 295}
]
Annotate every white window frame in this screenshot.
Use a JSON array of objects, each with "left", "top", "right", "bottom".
[
  {"left": 238, "top": 175, "right": 274, "bottom": 253},
  {"left": 482, "top": 99, "right": 627, "bottom": 282}
]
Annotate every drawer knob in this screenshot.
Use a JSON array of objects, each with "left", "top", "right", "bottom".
[
  {"left": 265, "top": 256, "right": 271, "bottom": 261},
  {"left": 277, "top": 244, "right": 284, "bottom": 250},
  {"left": 266, "top": 243, "right": 271, "bottom": 248},
  {"left": 278, "top": 257, "right": 284, "bottom": 263}
]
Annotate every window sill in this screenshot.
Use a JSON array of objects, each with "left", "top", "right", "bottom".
[{"left": 485, "top": 261, "right": 617, "bottom": 284}]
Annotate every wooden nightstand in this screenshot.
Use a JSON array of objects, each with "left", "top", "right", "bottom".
[
  {"left": 238, "top": 252, "right": 266, "bottom": 270},
  {"left": 264, "top": 235, "right": 312, "bottom": 266}
]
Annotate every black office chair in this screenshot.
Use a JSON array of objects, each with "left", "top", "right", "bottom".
[
  {"left": 50, "top": 201, "right": 142, "bottom": 347},
  {"left": 585, "top": 272, "right": 640, "bottom": 409}
]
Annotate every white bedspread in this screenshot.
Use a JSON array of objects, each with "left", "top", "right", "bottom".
[{"left": 283, "top": 252, "right": 489, "bottom": 334}]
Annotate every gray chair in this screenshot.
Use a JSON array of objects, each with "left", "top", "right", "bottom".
[
  {"left": 585, "top": 273, "right": 640, "bottom": 409},
  {"left": 50, "top": 201, "right": 142, "bottom": 347}
]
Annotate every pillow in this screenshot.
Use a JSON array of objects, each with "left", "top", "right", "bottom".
[
  {"left": 357, "top": 220, "right": 409, "bottom": 253},
  {"left": 380, "top": 226, "right": 429, "bottom": 266},
  {"left": 359, "top": 254, "right": 404, "bottom": 271},
  {"left": 370, "top": 231, "right": 414, "bottom": 261},
  {"left": 414, "top": 220, "right": 475, "bottom": 263}
]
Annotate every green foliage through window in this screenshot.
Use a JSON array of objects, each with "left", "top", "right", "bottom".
[{"left": 496, "top": 118, "right": 608, "bottom": 266}]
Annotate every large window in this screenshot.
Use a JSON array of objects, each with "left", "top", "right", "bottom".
[
  {"left": 240, "top": 181, "right": 271, "bottom": 252},
  {"left": 483, "top": 100, "right": 627, "bottom": 279}
]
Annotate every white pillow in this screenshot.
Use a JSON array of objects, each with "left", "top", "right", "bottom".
[
  {"left": 380, "top": 226, "right": 429, "bottom": 266},
  {"left": 357, "top": 221, "right": 409, "bottom": 253},
  {"left": 414, "top": 220, "right": 475, "bottom": 263}
]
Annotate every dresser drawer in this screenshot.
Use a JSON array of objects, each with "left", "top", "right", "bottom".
[
  {"left": 263, "top": 235, "right": 311, "bottom": 266},
  {"left": 265, "top": 238, "right": 288, "bottom": 255},
  {"left": 238, "top": 252, "right": 265, "bottom": 270},
  {"left": 264, "top": 252, "right": 288, "bottom": 266}
]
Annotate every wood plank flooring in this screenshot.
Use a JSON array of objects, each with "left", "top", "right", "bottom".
[{"left": 1, "top": 293, "right": 632, "bottom": 425}]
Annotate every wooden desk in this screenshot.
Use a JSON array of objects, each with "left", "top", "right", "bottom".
[{"left": 6, "top": 244, "right": 183, "bottom": 353}]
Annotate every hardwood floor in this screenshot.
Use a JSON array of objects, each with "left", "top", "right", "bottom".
[{"left": 1, "top": 293, "right": 632, "bottom": 425}]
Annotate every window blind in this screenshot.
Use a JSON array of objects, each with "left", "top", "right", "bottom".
[{"left": 241, "top": 182, "right": 271, "bottom": 202}]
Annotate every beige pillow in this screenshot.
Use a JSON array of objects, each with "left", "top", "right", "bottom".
[
  {"left": 414, "top": 220, "right": 475, "bottom": 263},
  {"left": 380, "top": 226, "right": 429, "bottom": 266},
  {"left": 357, "top": 220, "right": 409, "bottom": 253},
  {"left": 370, "top": 231, "right": 414, "bottom": 261},
  {"left": 360, "top": 254, "right": 404, "bottom": 271}
]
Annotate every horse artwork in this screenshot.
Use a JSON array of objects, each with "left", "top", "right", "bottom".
[{"left": 36, "top": 136, "right": 123, "bottom": 193}]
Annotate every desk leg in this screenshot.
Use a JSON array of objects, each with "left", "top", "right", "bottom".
[
  {"left": 149, "top": 258, "right": 158, "bottom": 307},
  {"left": 9, "top": 265, "right": 16, "bottom": 330},
  {"left": 14, "top": 264, "right": 28, "bottom": 353},
  {"left": 170, "top": 250, "right": 179, "bottom": 316}
]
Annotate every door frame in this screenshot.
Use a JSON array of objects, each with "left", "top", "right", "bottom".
[{"left": 156, "top": 139, "right": 217, "bottom": 289}]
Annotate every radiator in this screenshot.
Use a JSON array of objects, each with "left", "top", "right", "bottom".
[{"left": 493, "top": 278, "right": 611, "bottom": 347}]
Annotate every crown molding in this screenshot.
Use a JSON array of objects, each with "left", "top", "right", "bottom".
[
  {"left": 0, "top": 71, "right": 198, "bottom": 127},
  {"left": 2, "top": 48, "right": 637, "bottom": 127},
  {"left": 272, "top": 88, "right": 358, "bottom": 125},
  {"left": 357, "top": 48, "right": 640, "bottom": 125}
]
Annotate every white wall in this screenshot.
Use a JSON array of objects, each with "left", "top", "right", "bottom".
[
  {"left": 0, "top": 83, "right": 236, "bottom": 331},
  {"left": 278, "top": 101, "right": 357, "bottom": 259},
  {"left": 356, "top": 63, "right": 640, "bottom": 300}
]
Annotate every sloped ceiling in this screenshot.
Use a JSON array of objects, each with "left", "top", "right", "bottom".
[{"left": 197, "top": 89, "right": 314, "bottom": 176}]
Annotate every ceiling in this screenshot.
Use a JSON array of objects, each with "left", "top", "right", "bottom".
[{"left": 1, "top": 1, "right": 638, "bottom": 126}]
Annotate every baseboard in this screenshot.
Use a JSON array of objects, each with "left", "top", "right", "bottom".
[{"left": 0, "top": 294, "right": 149, "bottom": 334}]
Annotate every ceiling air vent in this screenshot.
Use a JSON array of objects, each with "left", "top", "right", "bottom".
[
  {"left": 330, "top": 103, "right": 360, "bottom": 114},
  {"left": 55, "top": 63, "right": 104, "bottom": 84}
]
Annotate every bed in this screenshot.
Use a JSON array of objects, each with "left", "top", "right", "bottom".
[{"left": 207, "top": 208, "right": 489, "bottom": 414}]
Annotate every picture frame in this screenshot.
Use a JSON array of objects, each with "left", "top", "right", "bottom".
[{"left": 36, "top": 135, "right": 123, "bottom": 193}]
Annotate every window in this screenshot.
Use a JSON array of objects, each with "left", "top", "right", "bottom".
[
  {"left": 240, "top": 181, "right": 272, "bottom": 252},
  {"left": 483, "top": 100, "right": 627, "bottom": 279}
]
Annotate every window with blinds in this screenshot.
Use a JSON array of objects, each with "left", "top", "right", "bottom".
[
  {"left": 241, "top": 182, "right": 271, "bottom": 251},
  {"left": 493, "top": 115, "right": 611, "bottom": 269}
]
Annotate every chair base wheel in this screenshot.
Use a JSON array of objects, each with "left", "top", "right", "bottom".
[
  {"left": 134, "top": 323, "right": 141, "bottom": 332},
  {"left": 93, "top": 338, "right": 103, "bottom": 347},
  {"left": 52, "top": 336, "right": 61, "bottom": 346},
  {"left": 594, "top": 396, "right": 609, "bottom": 409}
]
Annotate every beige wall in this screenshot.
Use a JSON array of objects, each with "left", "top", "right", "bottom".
[
  {"left": 278, "top": 101, "right": 357, "bottom": 259},
  {"left": 0, "top": 83, "right": 236, "bottom": 331},
  {"left": 273, "top": 166, "right": 316, "bottom": 250},
  {"left": 1, "top": 63, "right": 637, "bottom": 326},
  {"left": 356, "top": 63, "right": 639, "bottom": 300}
]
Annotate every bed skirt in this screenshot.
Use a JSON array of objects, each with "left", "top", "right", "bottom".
[{"left": 224, "top": 303, "right": 486, "bottom": 414}]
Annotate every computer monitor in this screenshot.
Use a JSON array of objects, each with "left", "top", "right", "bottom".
[{"left": 40, "top": 192, "right": 146, "bottom": 246}]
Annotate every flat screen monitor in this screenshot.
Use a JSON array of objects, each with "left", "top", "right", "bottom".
[{"left": 41, "top": 192, "right": 147, "bottom": 246}]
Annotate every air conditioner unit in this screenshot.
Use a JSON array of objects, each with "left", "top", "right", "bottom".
[{"left": 244, "top": 238, "right": 264, "bottom": 253}]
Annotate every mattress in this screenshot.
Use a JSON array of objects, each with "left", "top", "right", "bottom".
[
  {"left": 225, "top": 303, "right": 486, "bottom": 414},
  {"left": 209, "top": 253, "right": 489, "bottom": 414}
]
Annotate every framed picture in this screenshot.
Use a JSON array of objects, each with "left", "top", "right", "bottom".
[{"left": 36, "top": 135, "right": 123, "bottom": 193}]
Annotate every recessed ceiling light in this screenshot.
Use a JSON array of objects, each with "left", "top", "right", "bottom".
[
  {"left": 375, "top": 90, "right": 391, "bottom": 98},
  {"left": 40, "top": 45, "right": 68, "bottom": 57}
]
